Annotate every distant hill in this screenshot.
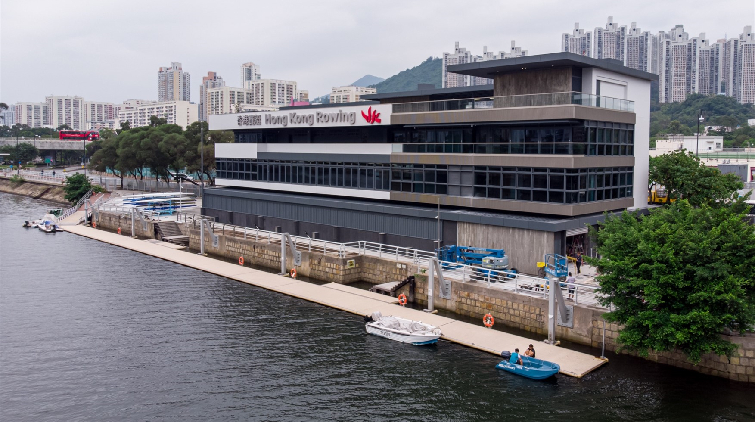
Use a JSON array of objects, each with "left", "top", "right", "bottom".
[
  {"left": 369, "top": 57, "right": 442, "bottom": 93},
  {"left": 351, "top": 74, "right": 384, "bottom": 87}
]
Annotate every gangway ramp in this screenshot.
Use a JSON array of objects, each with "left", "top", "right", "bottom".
[{"left": 58, "top": 222, "right": 607, "bottom": 378}]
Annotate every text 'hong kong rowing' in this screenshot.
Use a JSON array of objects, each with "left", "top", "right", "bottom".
[{"left": 237, "top": 110, "right": 368, "bottom": 127}]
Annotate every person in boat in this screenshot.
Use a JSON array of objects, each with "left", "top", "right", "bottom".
[
  {"left": 510, "top": 348, "right": 523, "bottom": 365},
  {"left": 524, "top": 344, "right": 536, "bottom": 358}
]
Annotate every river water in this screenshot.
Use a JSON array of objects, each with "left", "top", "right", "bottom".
[{"left": 1, "top": 192, "right": 754, "bottom": 421}]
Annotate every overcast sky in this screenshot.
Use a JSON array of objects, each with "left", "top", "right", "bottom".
[{"left": 1, "top": 0, "right": 753, "bottom": 105}]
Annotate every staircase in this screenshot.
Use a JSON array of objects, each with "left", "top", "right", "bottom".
[{"left": 154, "top": 221, "right": 189, "bottom": 246}]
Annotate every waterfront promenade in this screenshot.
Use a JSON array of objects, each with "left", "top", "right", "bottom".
[{"left": 59, "top": 213, "right": 607, "bottom": 378}]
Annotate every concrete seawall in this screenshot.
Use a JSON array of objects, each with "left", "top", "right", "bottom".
[{"left": 0, "top": 177, "right": 68, "bottom": 204}]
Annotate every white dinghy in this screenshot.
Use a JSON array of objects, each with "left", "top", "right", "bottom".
[{"left": 364, "top": 311, "right": 441, "bottom": 345}]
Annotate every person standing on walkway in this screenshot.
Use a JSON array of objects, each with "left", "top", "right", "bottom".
[
  {"left": 566, "top": 272, "right": 576, "bottom": 300},
  {"left": 576, "top": 253, "right": 583, "bottom": 274}
]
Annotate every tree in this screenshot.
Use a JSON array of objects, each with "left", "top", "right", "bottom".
[
  {"left": 0, "top": 142, "right": 40, "bottom": 164},
  {"left": 57, "top": 124, "right": 72, "bottom": 131},
  {"left": 89, "top": 135, "right": 125, "bottom": 188},
  {"left": 149, "top": 116, "right": 168, "bottom": 127},
  {"left": 117, "top": 121, "right": 131, "bottom": 134},
  {"left": 589, "top": 199, "right": 755, "bottom": 363},
  {"left": 63, "top": 173, "right": 93, "bottom": 203},
  {"left": 649, "top": 151, "right": 743, "bottom": 206}
]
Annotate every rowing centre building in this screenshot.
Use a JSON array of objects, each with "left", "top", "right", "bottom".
[{"left": 206, "top": 52, "right": 656, "bottom": 274}]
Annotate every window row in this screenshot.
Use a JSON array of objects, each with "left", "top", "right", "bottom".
[{"left": 216, "top": 159, "right": 634, "bottom": 204}]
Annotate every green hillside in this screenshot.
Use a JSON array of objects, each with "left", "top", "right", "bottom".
[
  {"left": 369, "top": 57, "right": 442, "bottom": 93},
  {"left": 650, "top": 94, "right": 755, "bottom": 147}
]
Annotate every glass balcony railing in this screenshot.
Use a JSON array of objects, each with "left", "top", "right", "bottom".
[{"left": 391, "top": 92, "right": 634, "bottom": 114}]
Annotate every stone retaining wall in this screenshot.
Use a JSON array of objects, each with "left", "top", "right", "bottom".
[
  {"left": 94, "top": 210, "right": 156, "bottom": 239},
  {"left": 186, "top": 227, "right": 415, "bottom": 285},
  {"left": 399, "top": 274, "right": 755, "bottom": 382},
  {"left": 0, "top": 177, "right": 68, "bottom": 204}
]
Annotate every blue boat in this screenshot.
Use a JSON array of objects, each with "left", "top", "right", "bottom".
[{"left": 496, "top": 351, "right": 560, "bottom": 380}]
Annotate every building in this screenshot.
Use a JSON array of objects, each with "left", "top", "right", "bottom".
[
  {"left": 330, "top": 86, "right": 376, "bottom": 104},
  {"left": 442, "top": 41, "right": 527, "bottom": 88},
  {"left": 0, "top": 107, "right": 16, "bottom": 127},
  {"left": 206, "top": 53, "right": 654, "bottom": 274},
  {"left": 625, "top": 23, "right": 652, "bottom": 72},
  {"left": 46, "top": 95, "right": 85, "bottom": 130},
  {"left": 241, "top": 62, "right": 262, "bottom": 89},
  {"left": 738, "top": 26, "right": 755, "bottom": 104},
  {"left": 658, "top": 27, "right": 710, "bottom": 103},
  {"left": 562, "top": 23, "right": 592, "bottom": 57},
  {"left": 298, "top": 90, "right": 309, "bottom": 103},
  {"left": 84, "top": 101, "right": 117, "bottom": 130},
  {"left": 14, "top": 102, "right": 48, "bottom": 128},
  {"left": 118, "top": 100, "right": 197, "bottom": 129},
  {"left": 651, "top": 135, "right": 724, "bottom": 157},
  {"left": 246, "top": 79, "right": 298, "bottom": 108},
  {"left": 207, "top": 86, "right": 252, "bottom": 115},
  {"left": 200, "top": 71, "right": 225, "bottom": 121},
  {"left": 158, "top": 62, "right": 191, "bottom": 102},
  {"left": 594, "top": 16, "right": 626, "bottom": 62}
]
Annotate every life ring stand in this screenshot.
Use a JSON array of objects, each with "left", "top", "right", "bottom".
[
  {"left": 290, "top": 268, "right": 297, "bottom": 278},
  {"left": 483, "top": 313, "right": 495, "bottom": 328},
  {"left": 397, "top": 294, "right": 408, "bottom": 306},
  {"left": 117, "top": 227, "right": 121, "bottom": 235},
  {"left": 238, "top": 256, "right": 244, "bottom": 265}
]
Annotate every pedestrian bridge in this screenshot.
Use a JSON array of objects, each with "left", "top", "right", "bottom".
[{"left": 0, "top": 138, "right": 92, "bottom": 150}]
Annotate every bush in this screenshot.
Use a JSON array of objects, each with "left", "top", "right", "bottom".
[
  {"left": 92, "top": 185, "right": 106, "bottom": 193},
  {"left": 63, "top": 173, "right": 92, "bottom": 204},
  {"left": 9, "top": 174, "right": 24, "bottom": 186}
]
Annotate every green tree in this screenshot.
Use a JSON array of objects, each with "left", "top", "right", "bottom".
[
  {"left": 89, "top": 135, "right": 125, "bottom": 188},
  {"left": 589, "top": 199, "right": 755, "bottom": 363},
  {"left": 117, "top": 121, "right": 131, "bottom": 134},
  {"left": 0, "top": 142, "right": 40, "bottom": 164},
  {"left": 149, "top": 116, "right": 168, "bottom": 127},
  {"left": 57, "top": 124, "right": 72, "bottom": 131},
  {"left": 649, "top": 151, "right": 743, "bottom": 205},
  {"left": 63, "top": 173, "right": 93, "bottom": 203}
]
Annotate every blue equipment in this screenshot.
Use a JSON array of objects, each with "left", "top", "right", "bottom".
[
  {"left": 436, "top": 245, "right": 506, "bottom": 267},
  {"left": 543, "top": 253, "right": 568, "bottom": 278}
]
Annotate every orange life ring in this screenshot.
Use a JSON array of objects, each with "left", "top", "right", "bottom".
[
  {"left": 290, "top": 268, "right": 297, "bottom": 278},
  {"left": 397, "top": 294, "right": 407, "bottom": 306},
  {"left": 483, "top": 313, "right": 495, "bottom": 328},
  {"left": 238, "top": 256, "right": 244, "bottom": 265},
  {"left": 117, "top": 227, "right": 121, "bottom": 235},
  {"left": 92, "top": 221, "right": 96, "bottom": 228}
]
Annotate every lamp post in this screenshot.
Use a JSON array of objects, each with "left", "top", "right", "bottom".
[
  {"left": 15, "top": 127, "right": 19, "bottom": 175},
  {"left": 200, "top": 124, "right": 205, "bottom": 198},
  {"left": 696, "top": 111, "right": 704, "bottom": 157}
]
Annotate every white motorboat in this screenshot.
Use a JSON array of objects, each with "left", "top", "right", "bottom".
[
  {"left": 364, "top": 311, "right": 441, "bottom": 345},
  {"left": 36, "top": 214, "right": 59, "bottom": 233}
]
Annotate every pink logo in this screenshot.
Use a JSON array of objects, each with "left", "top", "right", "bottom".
[{"left": 361, "top": 106, "right": 381, "bottom": 124}]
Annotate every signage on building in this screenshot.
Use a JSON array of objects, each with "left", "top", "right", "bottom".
[{"left": 210, "top": 104, "right": 391, "bottom": 131}]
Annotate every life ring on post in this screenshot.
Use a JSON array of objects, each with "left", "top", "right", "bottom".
[
  {"left": 290, "top": 268, "right": 297, "bottom": 278},
  {"left": 238, "top": 256, "right": 244, "bottom": 266},
  {"left": 92, "top": 221, "right": 96, "bottom": 228},
  {"left": 117, "top": 227, "right": 121, "bottom": 235},
  {"left": 483, "top": 313, "right": 495, "bottom": 328},
  {"left": 397, "top": 294, "right": 408, "bottom": 306}
]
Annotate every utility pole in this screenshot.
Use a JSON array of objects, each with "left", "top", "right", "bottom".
[
  {"left": 696, "top": 110, "right": 704, "bottom": 156},
  {"left": 15, "top": 127, "right": 19, "bottom": 175},
  {"left": 200, "top": 124, "right": 205, "bottom": 198}
]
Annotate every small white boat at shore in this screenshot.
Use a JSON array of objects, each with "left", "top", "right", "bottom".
[
  {"left": 36, "top": 214, "right": 59, "bottom": 233},
  {"left": 364, "top": 311, "right": 441, "bottom": 345}
]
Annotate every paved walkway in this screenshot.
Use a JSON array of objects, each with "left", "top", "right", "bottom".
[{"left": 59, "top": 219, "right": 607, "bottom": 378}]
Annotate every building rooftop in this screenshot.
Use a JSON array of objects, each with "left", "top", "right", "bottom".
[
  {"left": 279, "top": 100, "right": 378, "bottom": 111},
  {"left": 447, "top": 52, "right": 658, "bottom": 81}
]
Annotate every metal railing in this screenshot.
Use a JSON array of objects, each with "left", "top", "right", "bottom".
[
  {"left": 392, "top": 91, "right": 634, "bottom": 114},
  {"left": 59, "top": 188, "right": 93, "bottom": 221}
]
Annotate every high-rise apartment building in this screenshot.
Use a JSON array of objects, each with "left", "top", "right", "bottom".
[
  {"left": 625, "top": 23, "right": 652, "bottom": 72},
  {"left": 594, "top": 16, "right": 626, "bottom": 61},
  {"left": 442, "top": 41, "right": 527, "bottom": 88},
  {"left": 46, "top": 95, "right": 85, "bottom": 130},
  {"left": 14, "top": 102, "right": 48, "bottom": 128},
  {"left": 241, "top": 62, "right": 262, "bottom": 89},
  {"left": 738, "top": 26, "right": 755, "bottom": 104},
  {"left": 84, "top": 101, "right": 117, "bottom": 130},
  {"left": 298, "top": 90, "right": 309, "bottom": 103},
  {"left": 118, "top": 101, "right": 197, "bottom": 130},
  {"left": 246, "top": 79, "right": 298, "bottom": 108},
  {"left": 0, "top": 107, "right": 16, "bottom": 127},
  {"left": 207, "top": 86, "right": 253, "bottom": 115},
  {"left": 200, "top": 71, "right": 225, "bottom": 121},
  {"left": 330, "top": 86, "right": 377, "bottom": 103},
  {"left": 158, "top": 62, "right": 191, "bottom": 102},
  {"left": 562, "top": 23, "right": 592, "bottom": 57}
]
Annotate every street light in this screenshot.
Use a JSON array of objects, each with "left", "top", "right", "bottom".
[
  {"left": 696, "top": 111, "right": 704, "bottom": 157},
  {"left": 15, "top": 126, "right": 19, "bottom": 175},
  {"left": 200, "top": 124, "right": 205, "bottom": 197}
]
